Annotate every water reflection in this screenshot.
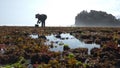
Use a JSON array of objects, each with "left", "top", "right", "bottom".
[
  {"left": 30, "top": 33, "right": 100, "bottom": 54},
  {"left": 45, "top": 33, "right": 100, "bottom": 54},
  {"left": 29, "top": 34, "right": 38, "bottom": 39}
]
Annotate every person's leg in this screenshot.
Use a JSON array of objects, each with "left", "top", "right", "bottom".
[
  {"left": 41, "top": 22, "right": 43, "bottom": 27},
  {"left": 42, "top": 21, "right": 45, "bottom": 27},
  {"left": 43, "top": 22, "right": 45, "bottom": 27}
]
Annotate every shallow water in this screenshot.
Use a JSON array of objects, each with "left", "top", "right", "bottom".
[
  {"left": 29, "top": 34, "right": 39, "bottom": 39},
  {"left": 46, "top": 33, "right": 100, "bottom": 54},
  {"left": 30, "top": 33, "right": 100, "bottom": 54}
]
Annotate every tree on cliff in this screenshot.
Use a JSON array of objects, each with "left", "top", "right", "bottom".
[{"left": 75, "top": 10, "right": 120, "bottom": 26}]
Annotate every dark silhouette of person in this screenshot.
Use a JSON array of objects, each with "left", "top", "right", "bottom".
[{"left": 35, "top": 14, "right": 47, "bottom": 27}]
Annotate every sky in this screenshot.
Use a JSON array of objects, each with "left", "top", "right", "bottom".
[{"left": 0, "top": 0, "right": 120, "bottom": 26}]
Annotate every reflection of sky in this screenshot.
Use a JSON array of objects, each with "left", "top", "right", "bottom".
[
  {"left": 45, "top": 33, "right": 100, "bottom": 54},
  {"left": 29, "top": 34, "right": 38, "bottom": 39},
  {"left": 0, "top": 0, "right": 120, "bottom": 26}
]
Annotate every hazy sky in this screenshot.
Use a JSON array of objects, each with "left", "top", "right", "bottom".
[{"left": 0, "top": 0, "right": 120, "bottom": 26}]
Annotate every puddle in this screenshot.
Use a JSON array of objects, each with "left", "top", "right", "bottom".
[
  {"left": 45, "top": 33, "right": 100, "bottom": 54},
  {"left": 29, "top": 34, "right": 39, "bottom": 39},
  {"left": 30, "top": 33, "right": 100, "bottom": 54}
]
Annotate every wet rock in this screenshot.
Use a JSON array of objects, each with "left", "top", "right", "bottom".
[
  {"left": 100, "top": 30, "right": 112, "bottom": 33},
  {"left": 80, "top": 35, "right": 91, "bottom": 39},
  {"left": 55, "top": 41, "right": 59, "bottom": 44},
  {"left": 84, "top": 39, "right": 93, "bottom": 44},
  {"left": 115, "top": 59, "right": 120, "bottom": 67},
  {"left": 71, "top": 48, "right": 88, "bottom": 55},
  {"left": 60, "top": 38, "right": 65, "bottom": 40},
  {"left": 63, "top": 44, "right": 70, "bottom": 51},
  {"left": 55, "top": 34, "right": 61, "bottom": 38},
  {"left": 50, "top": 44, "right": 54, "bottom": 48},
  {"left": 59, "top": 42, "right": 64, "bottom": 45},
  {"left": 38, "top": 35, "right": 46, "bottom": 39},
  {"left": 41, "top": 54, "right": 50, "bottom": 64},
  {"left": 66, "top": 37, "right": 69, "bottom": 39},
  {"left": 23, "top": 32, "right": 30, "bottom": 37},
  {"left": 90, "top": 48, "right": 100, "bottom": 56},
  {"left": 58, "top": 31, "right": 62, "bottom": 35},
  {"left": 0, "top": 44, "right": 6, "bottom": 49},
  {"left": 71, "top": 30, "right": 82, "bottom": 34},
  {"left": 117, "top": 32, "right": 120, "bottom": 34},
  {"left": 31, "top": 53, "right": 50, "bottom": 64},
  {"left": 75, "top": 30, "right": 82, "bottom": 33},
  {"left": 94, "top": 39, "right": 101, "bottom": 44},
  {"left": 76, "top": 56, "right": 86, "bottom": 63},
  {"left": 55, "top": 46, "right": 57, "bottom": 48},
  {"left": 117, "top": 39, "right": 120, "bottom": 44},
  {"left": 100, "top": 37, "right": 112, "bottom": 42},
  {"left": 70, "top": 32, "right": 73, "bottom": 35}
]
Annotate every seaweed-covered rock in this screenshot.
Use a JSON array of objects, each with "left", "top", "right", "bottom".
[
  {"left": 90, "top": 48, "right": 100, "bottom": 57},
  {"left": 63, "top": 44, "right": 70, "bottom": 51}
]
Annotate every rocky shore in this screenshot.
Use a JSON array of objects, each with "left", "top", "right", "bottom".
[{"left": 0, "top": 26, "right": 120, "bottom": 68}]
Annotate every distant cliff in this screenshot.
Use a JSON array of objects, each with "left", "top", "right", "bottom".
[{"left": 75, "top": 10, "right": 120, "bottom": 27}]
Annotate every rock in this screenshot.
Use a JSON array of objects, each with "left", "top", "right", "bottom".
[
  {"left": 58, "top": 31, "right": 62, "bottom": 35},
  {"left": 68, "top": 53, "right": 75, "bottom": 58},
  {"left": 55, "top": 34, "right": 61, "bottom": 38},
  {"left": 55, "top": 41, "right": 59, "bottom": 44},
  {"left": 118, "top": 39, "right": 120, "bottom": 44},
  {"left": 80, "top": 35, "right": 91, "bottom": 39},
  {"left": 38, "top": 35, "right": 46, "bottom": 39},
  {"left": 95, "top": 39, "right": 101, "bottom": 44},
  {"left": 100, "top": 37, "right": 112, "bottom": 42},
  {"left": 63, "top": 44, "right": 70, "bottom": 51},
  {"left": 59, "top": 42, "right": 64, "bottom": 45},
  {"left": 90, "top": 48, "right": 100, "bottom": 57},
  {"left": 66, "top": 37, "right": 69, "bottom": 39},
  {"left": 115, "top": 59, "right": 120, "bottom": 67},
  {"left": 61, "top": 38, "right": 65, "bottom": 40},
  {"left": 70, "top": 32, "right": 73, "bottom": 35},
  {"left": 117, "top": 32, "right": 120, "bottom": 34},
  {"left": 84, "top": 39, "right": 93, "bottom": 44},
  {"left": 50, "top": 44, "right": 54, "bottom": 48}
]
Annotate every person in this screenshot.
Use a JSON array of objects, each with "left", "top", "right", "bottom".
[{"left": 35, "top": 14, "right": 47, "bottom": 27}]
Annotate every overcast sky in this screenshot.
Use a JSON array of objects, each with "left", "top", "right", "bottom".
[{"left": 0, "top": 0, "right": 120, "bottom": 26}]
